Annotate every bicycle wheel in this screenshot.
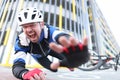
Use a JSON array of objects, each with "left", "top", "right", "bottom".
[
  {"left": 98, "top": 63, "right": 112, "bottom": 70},
  {"left": 78, "top": 49, "right": 100, "bottom": 71},
  {"left": 78, "top": 59, "right": 103, "bottom": 71},
  {"left": 78, "top": 49, "right": 107, "bottom": 71},
  {"left": 114, "top": 65, "right": 118, "bottom": 71},
  {"left": 114, "top": 55, "right": 119, "bottom": 71}
]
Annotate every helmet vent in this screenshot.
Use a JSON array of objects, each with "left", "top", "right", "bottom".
[
  {"left": 33, "top": 10, "right": 37, "bottom": 12},
  {"left": 24, "top": 12, "right": 28, "bottom": 19},
  {"left": 18, "top": 17, "right": 22, "bottom": 22},
  {"left": 32, "top": 14, "right": 36, "bottom": 20},
  {"left": 39, "top": 15, "right": 42, "bottom": 18}
]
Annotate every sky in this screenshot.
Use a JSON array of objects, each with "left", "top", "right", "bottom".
[{"left": 95, "top": 0, "right": 120, "bottom": 46}]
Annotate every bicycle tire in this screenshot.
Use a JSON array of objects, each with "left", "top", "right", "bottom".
[
  {"left": 114, "top": 65, "right": 118, "bottom": 71},
  {"left": 98, "top": 63, "right": 112, "bottom": 70},
  {"left": 78, "top": 60, "right": 103, "bottom": 71},
  {"left": 114, "top": 56, "right": 119, "bottom": 71}
]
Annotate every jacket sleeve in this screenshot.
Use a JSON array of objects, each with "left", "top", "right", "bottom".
[
  {"left": 12, "top": 55, "right": 29, "bottom": 79},
  {"left": 12, "top": 33, "right": 30, "bottom": 79},
  {"left": 48, "top": 25, "right": 70, "bottom": 43}
]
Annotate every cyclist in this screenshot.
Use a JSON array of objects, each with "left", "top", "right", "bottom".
[{"left": 12, "top": 7, "right": 90, "bottom": 80}]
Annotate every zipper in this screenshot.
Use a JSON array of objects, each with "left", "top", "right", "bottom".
[{"left": 38, "top": 43, "right": 46, "bottom": 56}]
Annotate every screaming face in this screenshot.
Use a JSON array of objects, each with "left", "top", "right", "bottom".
[{"left": 22, "top": 22, "right": 43, "bottom": 43}]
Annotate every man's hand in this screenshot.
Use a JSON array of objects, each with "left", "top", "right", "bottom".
[
  {"left": 49, "top": 36, "right": 90, "bottom": 69},
  {"left": 49, "top": 36, "right": 87, "bottom": 53},
  {"left": 23, "top": 68, "right": 46, "bottom": 80}
]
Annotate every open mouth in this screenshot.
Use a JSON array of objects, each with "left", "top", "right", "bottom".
[
  {"left": 27, "top": 31, "right": 38, "bottom": 42},
  {"left": 29, "top": 34, "right": 35, "bottom": 38},
  {"left": 28, "top": 32, "right": 36, "bottom": 39}
]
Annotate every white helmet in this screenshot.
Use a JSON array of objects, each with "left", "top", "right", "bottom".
[{"left": 17, "top": 7, "right": 43, "bottom": 26}]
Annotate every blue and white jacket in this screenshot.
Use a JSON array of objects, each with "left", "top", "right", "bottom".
[{"left": 12, "top": 24, "right": 70, "bottom": 79}]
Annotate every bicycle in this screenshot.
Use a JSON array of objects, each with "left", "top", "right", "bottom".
[
  {"left": 78, "top": 50, "right": 120, "bottom": 71},
  {"left": 114, "top": 53, "right": 120, "bottom": 71}
]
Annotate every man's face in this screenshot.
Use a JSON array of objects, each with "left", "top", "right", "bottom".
[{"left": 22, "top": 22, "right": 43, "bottom": 43}]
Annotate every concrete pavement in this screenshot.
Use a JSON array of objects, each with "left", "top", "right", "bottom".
[
  {"left": 0, "top": 66, "right": 120, "bottom": 80},
  {"left": 0, "top": 66, "right": 19, "bottom": 80}
]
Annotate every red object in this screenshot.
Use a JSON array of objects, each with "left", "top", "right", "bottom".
[{"left": 23, "top": 68, "right": 42, "bottom": 80}]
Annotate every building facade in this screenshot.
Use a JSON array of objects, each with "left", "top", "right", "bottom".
[{"left": 0, "top": 0, "right": 119, "bottom": 67}]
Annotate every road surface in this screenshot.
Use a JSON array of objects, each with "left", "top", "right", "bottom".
[{"left": 0, "top": 66, "right": 120, "bottom": 80}]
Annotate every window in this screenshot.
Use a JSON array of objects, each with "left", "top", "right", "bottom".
[
  {"left": 45, "top": 0, "right": 49, "bottom": 3},
  {"left": 56, "top": 15, "right": 59, "bottom": 27},
  {"left": 57, "top": 0, "right": 60, "bottom": 6},
  {"left": 67, "top": 18, "right": 70, "bottom": 30},
  {"left": 62, "top": 16, "right": 65, "bottom": 29},
  {"left": 51, "top": 0, "right": 55, "bottom": 5},
  {"left": 50, "top": 13, "right": 54, "bottom": 25},
  {"left": 44, "top": 12, "right": 48, "bottom": 23},
  {"left": 71, "top": 20, "right": 74, "bottom": 31},
  {"left": 90, "top": 25, "right": 94, "bottom": 32},
  {"left": 91, "top": 35, "right": 95, "bottom": 43}
]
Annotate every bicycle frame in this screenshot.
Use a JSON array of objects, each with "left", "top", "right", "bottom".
[{"left": 78, "top": 50, "right": 119, "bottom": 71}]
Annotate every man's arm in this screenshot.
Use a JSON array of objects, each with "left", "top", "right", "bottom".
[
  {"left": 13, "top": 33, "right": 46, "bottom": 80},
  {"left": 12, "top": 51, "right": 29, "bottom": 79},
  {"left": 12, "top": 59, "right": 46, "bottom": 80},
  {"left": 12, "top": 34, "right": 30, "bottom": 79},
  {"left": 49, "top": 36, "right": 90, "bottom": 70},
  {"left": 12, "top": 59, "right": 29, "bottom": 79}
]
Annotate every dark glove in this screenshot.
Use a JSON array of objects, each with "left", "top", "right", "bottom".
[
  {"left": 23, "top": 68, "right": 43, "bottom": 80},
  {"left": 60, "top": 43, "right": 90, "bottom": 68}
]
